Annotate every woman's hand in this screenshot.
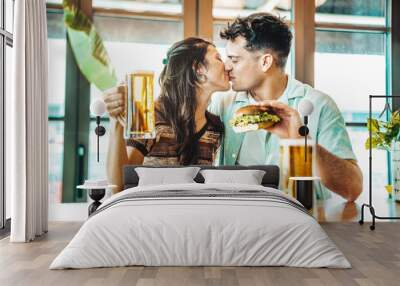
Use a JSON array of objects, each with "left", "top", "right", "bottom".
[
  {"left": 254, "top": 100, "right": 303, "bottom": 139},
  {"left": 103, "top": 83, "right": 127, "bottom": 127}
]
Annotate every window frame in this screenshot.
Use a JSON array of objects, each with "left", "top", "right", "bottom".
[{"left": 45, "top": 0, "right": 398, "bottom": 202}]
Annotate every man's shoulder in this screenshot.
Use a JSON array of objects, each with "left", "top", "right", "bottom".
[
  {"left": 309, "top": 89, "right": 337, "bottom": 109},
  {"left": 291, "top": 79, "right": 338, "bottom": 112}
]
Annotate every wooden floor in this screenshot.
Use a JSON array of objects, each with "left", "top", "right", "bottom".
[{"left": 0, "top": 222, "right": 399, "bottom": 286}]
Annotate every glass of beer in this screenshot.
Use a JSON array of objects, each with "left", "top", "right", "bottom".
[
  {"left": 289, "top": 177, "right": 319, "bottom": 216},
  {"left": 279, "top": 138, "right": 315, "bottom": 194},
  {"left": 124, "top": 71, "right": 156, "bottom": 139}
]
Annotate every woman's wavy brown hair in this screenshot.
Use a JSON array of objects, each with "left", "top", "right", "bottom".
[{"left": 158, "top": 37, "right": 214, "bottom": 165}]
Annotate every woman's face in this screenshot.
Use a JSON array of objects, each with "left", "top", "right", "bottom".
[{"left": 201, "top": 46, "right": 230, "bottom": 92}]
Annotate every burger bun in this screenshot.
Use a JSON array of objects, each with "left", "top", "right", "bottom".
[
  {"left": 232, "top": 121, "right": 276, "bottom": 133},
  {"left": 234, "top": 105, "right": 269, "bottom": 117}
]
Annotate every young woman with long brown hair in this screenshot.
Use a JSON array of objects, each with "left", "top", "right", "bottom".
[{"left": 104, "top": 37, "right": 230, "bottom": 192}]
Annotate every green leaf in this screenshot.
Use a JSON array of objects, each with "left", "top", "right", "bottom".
[
  {"left": 392, "top": 124, "right": 400, "bottom": 140},
  {"left": 367, "top": 118, "right": 379, "bottom": 133},
  {"left": 365, "top": 136, "right": 380, "bottom": 149},
  {"left": 391, "top": 110, "right": 400, "bottom": 124},
  {"left": 63, "top": 0, "right": 117, "bottom": 91}
]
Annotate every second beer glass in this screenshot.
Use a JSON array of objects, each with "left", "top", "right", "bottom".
[{"left": 124, "top": 71, "right": 156, "bottom": 139}]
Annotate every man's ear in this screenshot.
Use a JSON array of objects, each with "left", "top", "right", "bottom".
[{"left": 260, "top": 54, "right": 274, "bottom": 72}]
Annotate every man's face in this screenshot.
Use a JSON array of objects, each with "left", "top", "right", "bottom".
[{"left": 225, "top": 36, "right": 265, "bottom": 92}]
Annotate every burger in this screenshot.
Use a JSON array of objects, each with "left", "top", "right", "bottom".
[{"left": 229, "top": 105, "right": 281, "bottom": 133}]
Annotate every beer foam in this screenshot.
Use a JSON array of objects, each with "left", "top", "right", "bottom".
[
  {"left": 289, "top": 176, "right": 320, "bottom": 181},
  {"left": 279, "top": 138, "right": 315, "bottom": 146},
  {"left": 128, "top": 70, "right": 154, "bottom": 76}
]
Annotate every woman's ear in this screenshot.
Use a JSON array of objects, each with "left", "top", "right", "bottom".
[
  {"left": 198, "top": 74, "right": 207, "bottom": 83},
  {"left": 196, "top": 64, "right": 208, "bottom": 83},
  {"left": 260, "top": 53, "right": 274, "bottom": 72}
]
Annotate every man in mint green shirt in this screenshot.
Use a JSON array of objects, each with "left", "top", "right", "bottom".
[{"left": 208, "top": 13, "right": 363, "bottom": 202}]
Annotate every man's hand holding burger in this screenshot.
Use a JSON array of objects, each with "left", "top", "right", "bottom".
[{"left": 231, "top": 100, "right": 303, "bottom": 139}]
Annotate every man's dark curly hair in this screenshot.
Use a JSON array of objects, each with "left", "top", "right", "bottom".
[{"left": 220, "top": 13, "right": 292, "bottom": 69}]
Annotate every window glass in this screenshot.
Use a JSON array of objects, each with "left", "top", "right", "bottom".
[
  {"left": 315, "top": 30, "right": 386, "bottom": 122},
  {"left": 93, "top": 0, "right": 182, "bottom": 14},
  {"left": 316, "top": 0, "right": 385, "bottom": 26},
  {"left": 47, "top": 12, "right": 66, "bottom": 203},
  {"left": 347, "top": 126, "right": 388, "bottom": 200},
  {"left": 48, "top": 12, "right": 66, "bottom": 117},
  {"left": 48, "top": 121, "right": 65, "bottom": 203},
  {"left": 88, "top": 121, "right": 110, "bottom": 180},
  {"left": 213, "top": 0, "right": 291, "bottom": 20}
]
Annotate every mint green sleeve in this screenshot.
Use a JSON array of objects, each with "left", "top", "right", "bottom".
[{"left": 316, "top": 98, "right": 357, "bottom": 161}]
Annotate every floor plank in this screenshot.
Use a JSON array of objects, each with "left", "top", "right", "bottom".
[{"left": 0, "top": 222, "right": 399, "bottom": 286}]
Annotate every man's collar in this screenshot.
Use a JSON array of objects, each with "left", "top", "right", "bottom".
[
  {"left": 285, "top": 77, "right": 303, "bottom": 99},
  {"left": 234, "top": 91, "right": 250, "bottom": 102}
]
